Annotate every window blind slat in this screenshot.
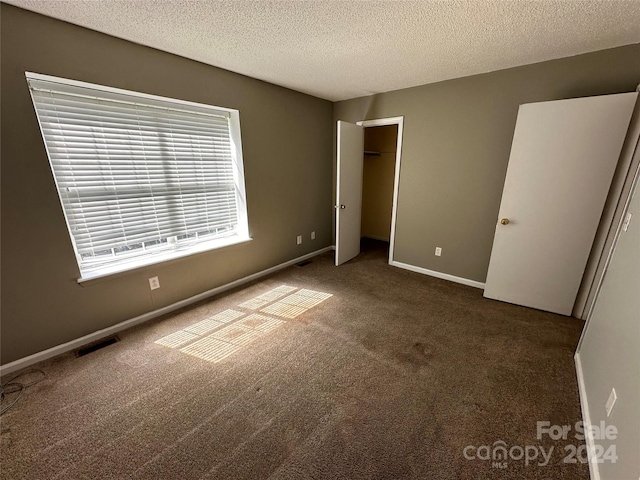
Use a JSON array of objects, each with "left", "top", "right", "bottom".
[
  {"left": 38, "top": 119, "right": 229, "bottom": 139},
  {"left": 41, "top": 125, "right": 231, "bottom": 142},
  {"left": 30, "top": 92, "right": 230, "bottom": 122},
  {"left": 29, "top": 79, "right": 229, "bottom": 119}
]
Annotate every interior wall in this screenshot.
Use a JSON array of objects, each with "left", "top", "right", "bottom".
[
  {"left": 0, "top": 4, "right": 333, "bottom": 365},
  {"left": 333, "top": 44, "right": 640, "bottom": 284},
  {"left": 361, "top": 125, "right": 397, "bottom": 241},
  {"left": 576, "top": 171, "right": 640, "bottom": 480}
]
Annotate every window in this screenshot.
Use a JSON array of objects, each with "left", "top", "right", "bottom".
[{"left": 26, "top": 72, "right": 250, "bottom": 281}]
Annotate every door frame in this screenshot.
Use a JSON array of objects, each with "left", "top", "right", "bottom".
[
  {"left": 574, "top": 96, "right": 640, "bottom": 318},
  {"left": 577, "top": 157, "right": 640, "bottom": 354},
  {"left": 356, "top": 116, "right": 404, "bottom": 265}
]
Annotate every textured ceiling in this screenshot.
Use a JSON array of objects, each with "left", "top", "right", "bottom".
[{"left": 5, "top": 0, "right": 640, "bottom": 101}]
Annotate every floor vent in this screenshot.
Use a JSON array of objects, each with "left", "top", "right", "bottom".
[
  {"left": 76, "top": 336, "right": 119, "bottom": 357},
  {"left": 296, "top": 260, "right": 312, "bottom": 267}
]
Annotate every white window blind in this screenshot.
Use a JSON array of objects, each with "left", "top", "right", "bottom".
[{"left": 26, "top": 73, "right": 249, "bottom": 280}]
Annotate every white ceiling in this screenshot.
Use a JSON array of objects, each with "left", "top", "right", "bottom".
[{"left": 5, "top": 0, "right": 640, "bottom": 101}]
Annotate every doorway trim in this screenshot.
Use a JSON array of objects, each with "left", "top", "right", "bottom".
[{"left": 356, "top": 116, "right": 404, "bottom": 265}]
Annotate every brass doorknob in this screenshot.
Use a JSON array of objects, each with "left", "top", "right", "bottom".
[{"left": 500, "top": 218, "right": 510, "bottom": 225}]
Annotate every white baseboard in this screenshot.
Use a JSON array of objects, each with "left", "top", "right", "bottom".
[
  {"left": 390, "top": 260, "right": 485, "bottom": 289},
  {"left": 0, "top": 246, "right": 333, "bottom": 377},
  {"left": 575, "top": 352, "right": 601, "bottom": 480}
]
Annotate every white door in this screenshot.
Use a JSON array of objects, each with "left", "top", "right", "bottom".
[
  {"left": 335, "top": 121, "right": 364, "bottom": 266},
  {"left": 484, "top": 93, "right": 637, "bottom": 315}
]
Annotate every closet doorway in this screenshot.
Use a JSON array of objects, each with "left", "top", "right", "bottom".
[
  {"left": 361, "top": 124, "right": 398, "bottom": 252},
  {"left": 335, "top": 117, "right": 403, "bottom": 266},
  {"left": 358, "top": 117, "right": 403, "bottom": 265}
]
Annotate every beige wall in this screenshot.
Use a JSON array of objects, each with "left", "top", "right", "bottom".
[
  {"left": 0, "top": 5, "right": 333, "bottom": 364},
  {"left": 361, "top": 125, "right": 397, "bottom": 241},
  {"left": 334, "top": 44, "right": 640, "bottom": 283}
]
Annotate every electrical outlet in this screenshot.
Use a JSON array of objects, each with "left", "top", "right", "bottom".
[
  {"left": 605, "top": 388, "right": 617, "bottom": 417},
  {"left": 296, "top": 235, "right": 303, "bottom": 245},
  {"left": 311, "top": 231, "right": 316, "bottom": 240},
  {"left": 149, "top": 276, "right": 160, "bottom": 290},
  {"left": 435, "top": 247, "right": 442, "bottom": 256}
]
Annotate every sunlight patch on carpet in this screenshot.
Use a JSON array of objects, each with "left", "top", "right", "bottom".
[
  {"left": 210, "top": 309, "right": 246, "bottom": 323},
  {"left": 210, "top": 324, "right": 263, "bottom": 346},
  {"left": 180, "top": 336, "right": 243, "bottom": 363},
  {"left": 238, "top": 285, "right": 297, "bottom": 309},
  {"left": 260, "top": 288, "right": 333, "bottom": 319},
  {"left": 184, "top": 318, "right": 224, "bottom": 335},
  {"left": 155, "top": 285, "right": 332, "bottom": 362},
  {"left": 154, "top": 330, "right": 199, "bottom": 348},
  {"left": 236, "top": 297, "right": 270, "bottom": 310},
  {"left": 297, "top": 289, "right": 333, "bottom": 301},
  {"left": 260, "top": 302, "right": 307, "bottom": 319},
  {"left": 237, "top": 314, "right": 284, "bottom": 333}
]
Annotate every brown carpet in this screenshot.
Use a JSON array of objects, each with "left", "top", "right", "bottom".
[{"left": 0, "top": 240, "right": 588, "bottom": 479}]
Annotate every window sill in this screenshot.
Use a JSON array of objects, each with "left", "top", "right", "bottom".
[{"left": 77, "top": 236, "right": 252, "bottom": 285}]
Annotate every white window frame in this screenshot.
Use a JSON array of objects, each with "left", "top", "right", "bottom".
[{"left": 26, "top": 72, "right": 251, "bottom": 282}]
